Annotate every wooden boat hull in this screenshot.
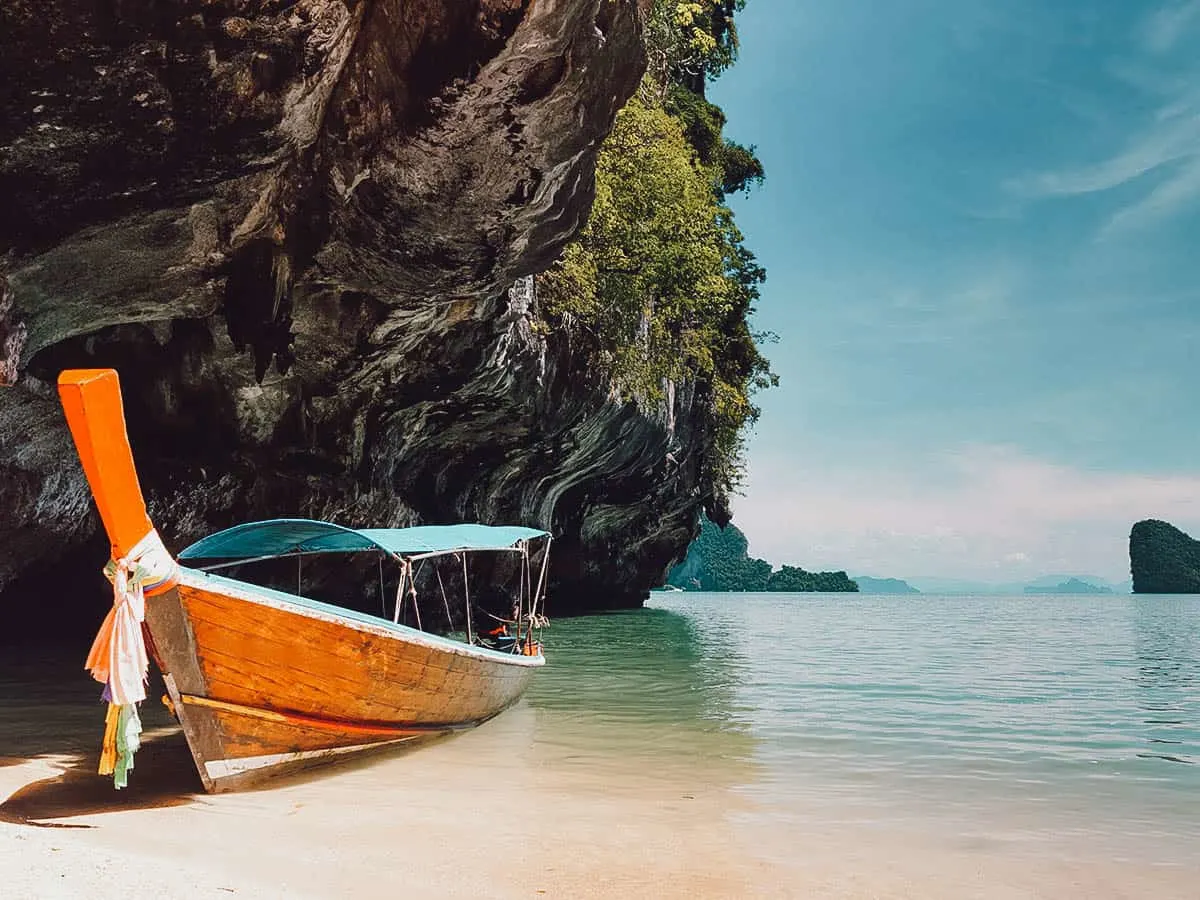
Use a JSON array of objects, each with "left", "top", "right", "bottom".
[
  {"left": 147, "top": 569, "right": 543, "bottom": 792},
  {"left": 55, "top": 368, "right": 546, "bottom": 793}
]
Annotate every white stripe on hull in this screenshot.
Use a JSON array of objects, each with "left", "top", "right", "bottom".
[{"left": 204, "top": 738, "right": 418, "bottom": 781}]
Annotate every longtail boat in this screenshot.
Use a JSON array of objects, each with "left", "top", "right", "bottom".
[{"left": 57, "top": 368, "right": 550, "bottom": 793}]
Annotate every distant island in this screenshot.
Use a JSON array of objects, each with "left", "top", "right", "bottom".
[
  {"left": 1130, "top": 519, "right": 1200, "bottom": 593},
  {"left": 904, "top": 575, "right": 1131, "bottom": 595},
  {"left": 1024, "top": 577, "right": 1112, "bottom": 595},
  {"left": 666, "top": 517, "right": 858, "bottom": 592},
  {"left": 852, "top": 576, "right": 920, "bottom": 594}
]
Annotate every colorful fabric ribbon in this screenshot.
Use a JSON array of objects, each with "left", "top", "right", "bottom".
[
  {"left": 85, "top": 529, "right": 176, "bottom": 788},
  {"left": 99, "top": 703, "right": 143, "bottom": 789}
]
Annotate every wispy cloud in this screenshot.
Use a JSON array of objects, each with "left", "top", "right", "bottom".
[
  {"left": 1098, "top": 156, "right": 1200, "bottom": 238},
  {"left": 733, "top": 444, "right": 1200, "bottom": 583},
  {"left": 1140, "top": 0, "right": 1200, "bottom": 54},
  {"left": 1011, "top": 114, "right": 1199, "bottom": 199},
  {"left": 1008, "top": 3, "right": 1200, "bottom": 235}
]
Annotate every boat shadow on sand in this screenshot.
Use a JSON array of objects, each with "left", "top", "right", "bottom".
[
  {"left": 0, "top": 728, "right": 201, "bottom": 828},
  {"left": 0, "top": 651, "right": 202, "bottom": 827},
  {"left": 0, "top": 726, "right": 457, "bottom": 828}
]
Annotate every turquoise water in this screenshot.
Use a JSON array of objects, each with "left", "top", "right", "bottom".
[
  {"left": 527, "top": 593, "right": 1200, "bottom": 864},
  {"left": 3, "top": 591, "right": 1197, "bottom": 875}
]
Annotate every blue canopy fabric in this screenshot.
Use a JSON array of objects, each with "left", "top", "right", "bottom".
[{"left": 178, "top": 518, "right": 550, "bottom": 561}]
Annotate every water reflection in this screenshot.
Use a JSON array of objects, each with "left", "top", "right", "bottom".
[
  {"left": 1131, "top": 596, "right": 1200, "bottom": 766},
  {"left": 526, "top": 607, "right": 758, "bottom": 780}
]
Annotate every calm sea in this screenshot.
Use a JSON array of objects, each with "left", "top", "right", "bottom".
[
  {"left": 2, "top": 591, "right": 1198, "bottom": 884},
  {"left": 530, "top": 592, "right": 1200, "bottom": 866}
]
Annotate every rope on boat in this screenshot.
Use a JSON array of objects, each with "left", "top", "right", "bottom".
[
  {"left": 389, "top": 537, "right": 549, "bottom": 652},
  {"left": 86, "top": 528, "right": 177, "bottom": 789},
  {"left": 393, "top": 558, "right": 409, "bottom": 625},
  {"left": 435, "top": 563, "right": 454, "bottom": 630},
  {"left": 526, "top": 538, "right": 552, "bottom": 641},
  {"left": 410, "top": 560, "right": 423, "bottom": 631}
]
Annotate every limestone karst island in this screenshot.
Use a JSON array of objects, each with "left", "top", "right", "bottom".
[{"left": 1129, "top": 519, "right": 1200, "bottom": 594}]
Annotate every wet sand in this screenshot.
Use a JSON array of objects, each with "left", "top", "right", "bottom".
[
  {"left": 1, "top": 706, "right": 765, "bottom": 899},
  {"left": 2, "top": 703, "right": 1197, "bottom": 899}
]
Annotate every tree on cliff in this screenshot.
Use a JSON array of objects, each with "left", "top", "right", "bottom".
[
  {"left": 644, "top": 1, "right": 747, "bottom": 93},
  {"left": 539, "top": 0, "right": 775, "bottom": 508},
  {"left": 1130, "top": 519, "right": 1200, "bottom": 593},
  {"left": 666, "top": 517, "right": 858, "bottom": 592}
]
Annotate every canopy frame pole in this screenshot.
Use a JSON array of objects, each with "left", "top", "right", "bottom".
[
  {"left": 519, "top": 542, "right": 530, "bottom": 645},
  {"left": 393, "top": 559, "right": 409, "bottom": 625},
  {"left": 296, "top": 554, "right": 302, "bottom": 596},
  {"left": 533, "top": 536, "right": 552, "bottom": 618},
  {"left": 404, "top": 547, "right": 526, "bottom": 563},
  {"left": 461, "top": 552, "right": 473, "bottom": 644},
  {"left": 196, "top": 551, "right": 325, "bottom": 572},
  {"left": 378, "top": 556, "right": 386, "bottom": 618}
]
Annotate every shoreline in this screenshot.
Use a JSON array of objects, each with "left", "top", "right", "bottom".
[{"left": 3, "top": 709, "right": 1198, "bottom": 899}]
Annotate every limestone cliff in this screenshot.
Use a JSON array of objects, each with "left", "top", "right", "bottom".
[
  {"left": 1130, "top": 520, "right": 1200, "bottom": 594},
  {"left": 0, "top": 0, "right": 716, "bottom": 621}
]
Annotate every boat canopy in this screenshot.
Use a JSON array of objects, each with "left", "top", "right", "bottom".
[{"left": 178, "top": 518, "right": 550, "bottom": 562}]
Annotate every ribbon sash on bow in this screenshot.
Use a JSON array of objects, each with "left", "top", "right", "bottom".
[{"left": 84, "top": 528, "right": 177, "bottom": 787}]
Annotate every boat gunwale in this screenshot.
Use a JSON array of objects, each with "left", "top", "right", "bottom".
[{"left": 175, "top": 567, "right": 546, "bottom": 669}]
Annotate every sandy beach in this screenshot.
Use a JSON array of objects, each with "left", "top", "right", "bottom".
[
  {"left": 1, "top": 707, "right": 767, "bottom": 900},
  {"left": 2, "top": 700, "right": 1197, "bottom": 900}
]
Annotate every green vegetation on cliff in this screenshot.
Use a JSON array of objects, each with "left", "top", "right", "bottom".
[
  {"left": 1130, "top": 519, "right": 1200, "bottom": 593},
  {"left": 539, "top": 1, "right": 774, "bottom": 503},
  {"left": 666, "top": 517, "right": 858, "bottom": 592}
]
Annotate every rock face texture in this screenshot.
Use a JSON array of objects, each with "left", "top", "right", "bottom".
[
  {"left": 0, "top": 0, "right": 714, "bottom": 623},
  {"left": 1130, "top": 520, "right": 1200, "bottom": 594}
]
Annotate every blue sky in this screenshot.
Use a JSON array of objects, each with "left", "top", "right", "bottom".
[{"left": 711, "top": 0, "right": 1200, "bottom": 583}]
